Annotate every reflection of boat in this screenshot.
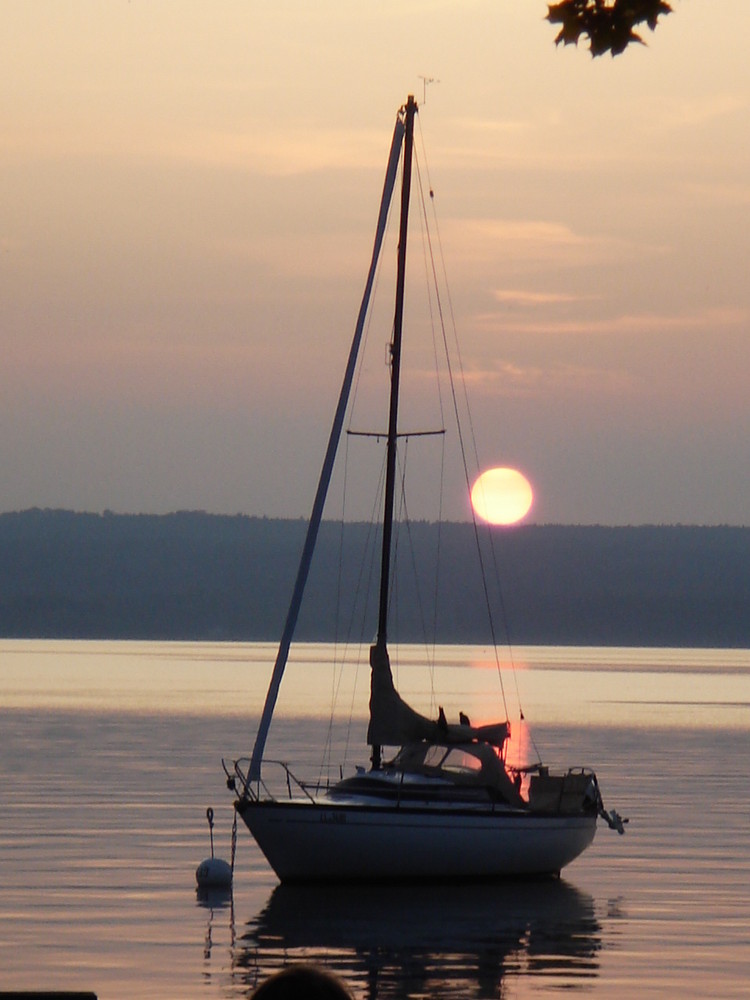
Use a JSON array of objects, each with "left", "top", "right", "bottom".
[
  {"left": 224, "top": 95, "right": 625, "bottom": 881},
  {"left": 234, "top": 881, "right": 601, "bottom": 999}
]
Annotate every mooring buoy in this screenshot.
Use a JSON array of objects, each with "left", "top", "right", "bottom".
[
  {"left": 196, "top": 807, "right": 233, "bottom": 888},
  {"left": 195, "top": 855, "right": 233, "bottom": 888}
]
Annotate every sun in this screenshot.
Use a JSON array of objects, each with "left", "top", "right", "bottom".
[{"left": 471, "top": 467, "right": 533, "bottom": 526}]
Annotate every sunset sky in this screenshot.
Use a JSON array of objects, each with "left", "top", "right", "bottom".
[{"left": 3, "top": 1, "right": 749, "bottom": 524}]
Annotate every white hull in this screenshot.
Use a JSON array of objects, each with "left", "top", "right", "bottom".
[{"left": 238, "top": 797, "right": 597, "bottom": 882}]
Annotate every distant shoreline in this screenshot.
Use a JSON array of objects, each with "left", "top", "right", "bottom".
[{"left": 2, "top": 509, "right": 749, "bottom": 647}]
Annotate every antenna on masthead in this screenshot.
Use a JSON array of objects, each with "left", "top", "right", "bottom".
[{"left": 418, "top": 75, "right": 440, "bottom": 104}]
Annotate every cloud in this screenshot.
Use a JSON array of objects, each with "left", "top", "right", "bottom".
[
  {"left": 445, "top": 218, "right": 614, "bottom": 270},
  {"left": 1, "top": 119, "right": 388, "bottom": 177},
  {"left": 435, "top": 110, "right": 670, "bottom": 174},
  {"left": 683, "top": 181, "right": 750, "bottom": 207},
  {"left": 660, "top": 94, "right": 749, "bottom": 129},
  {"left": 160, "top": 125, "right": 388, "bottom": 176},
  {"left": 458, "top": 359, "right": 635, "bottom": 399},
  {"left": 472, "top": 306, "right": 747, "bottom": 338},
  {"left": 445, "top": 218, "right": 673, "bottom": 277},
  {"left": 492, "top": 289, "right": 594, "bottom": 307}
]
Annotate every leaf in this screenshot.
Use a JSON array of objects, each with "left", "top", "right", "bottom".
[{"left": 546, "top": 0, "right": 673, "bottom": 57}]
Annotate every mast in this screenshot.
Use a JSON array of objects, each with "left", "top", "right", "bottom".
[
  {"left": 369, "top": 95, "right": 416, "bottom": 773},
  {"left": 376, "top": 94, "right": 417, "bottom": 647}
]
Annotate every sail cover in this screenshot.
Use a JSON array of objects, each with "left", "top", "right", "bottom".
[{"left": 367, "top": 641, "right": 510, "bottom": 748}]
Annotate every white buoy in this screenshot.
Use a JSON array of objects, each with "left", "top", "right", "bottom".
[
  {"left": 196, "top": 807, "right": 233, "bottom": 889},
  {"left": 196, "top": 856, "right": 233, "bottom": 888}
]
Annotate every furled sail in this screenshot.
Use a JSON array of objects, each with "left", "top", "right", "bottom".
[{"left": 367, "top": 641, "right": 510, "bottom": 749}]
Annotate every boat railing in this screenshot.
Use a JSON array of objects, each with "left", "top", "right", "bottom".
[{"left": 223, "top": 756, "right": 343, "bottom": 804}]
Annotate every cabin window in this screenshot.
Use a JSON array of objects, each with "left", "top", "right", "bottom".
[
  {"left": 423, "top": 745, "right": 447, "bottom": 768},
  {"left": 441, "top": 748, "right": 483, "bottom": 775}
]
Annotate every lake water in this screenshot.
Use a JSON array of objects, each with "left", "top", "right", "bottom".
[{"left": 1, "top": 640, "right": 749, "bottom": 998}]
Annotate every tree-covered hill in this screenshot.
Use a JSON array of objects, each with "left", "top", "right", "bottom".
[{"left": 1, "top": 509, "right": 748, "bottom": 646}]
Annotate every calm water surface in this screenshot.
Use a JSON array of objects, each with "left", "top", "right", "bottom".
[{"left": 1, "top": 640, "right": 748, "bottom": 998}]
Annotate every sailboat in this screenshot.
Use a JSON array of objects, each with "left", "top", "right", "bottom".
[{"left": 224, "top": 95, "right": 626, "bottom": 882}]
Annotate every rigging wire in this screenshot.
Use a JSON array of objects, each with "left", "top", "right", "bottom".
[
  {"left": 413, "top": 151, "right": 449, "bottom": 699},
  {"left": 347, "top": 156, "right": 398, "bottom": 434},
  {"left": 348, "top": 449, "right": 389, "bottom": 741},
  {"left": 318, "top": 159, "right": 401, "bottom": 783},
  {"left": 413, "top": 136, "right": 506, "bottom": 719},
  {"left": 395, "top": 441, "right": 444, "bottom": 716},
  {"left": 319, "top": 431, "right": 353, "bottom": 785},
  {"left": 416, "top": 113, "right": 544, "bottom": 764},
  {"left": 409, "top": 166, "right": 451, "bottom": 703},
  {"left": 322, "top": 441, "right": 390, "bottom": 777},
  {"left": 415, "top": 121, "right": 542, "bottom": 761}
]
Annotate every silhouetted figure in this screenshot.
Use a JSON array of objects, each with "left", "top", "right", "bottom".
[{"left": 251, "top": 963, "right": 353, "bottom": 999}]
